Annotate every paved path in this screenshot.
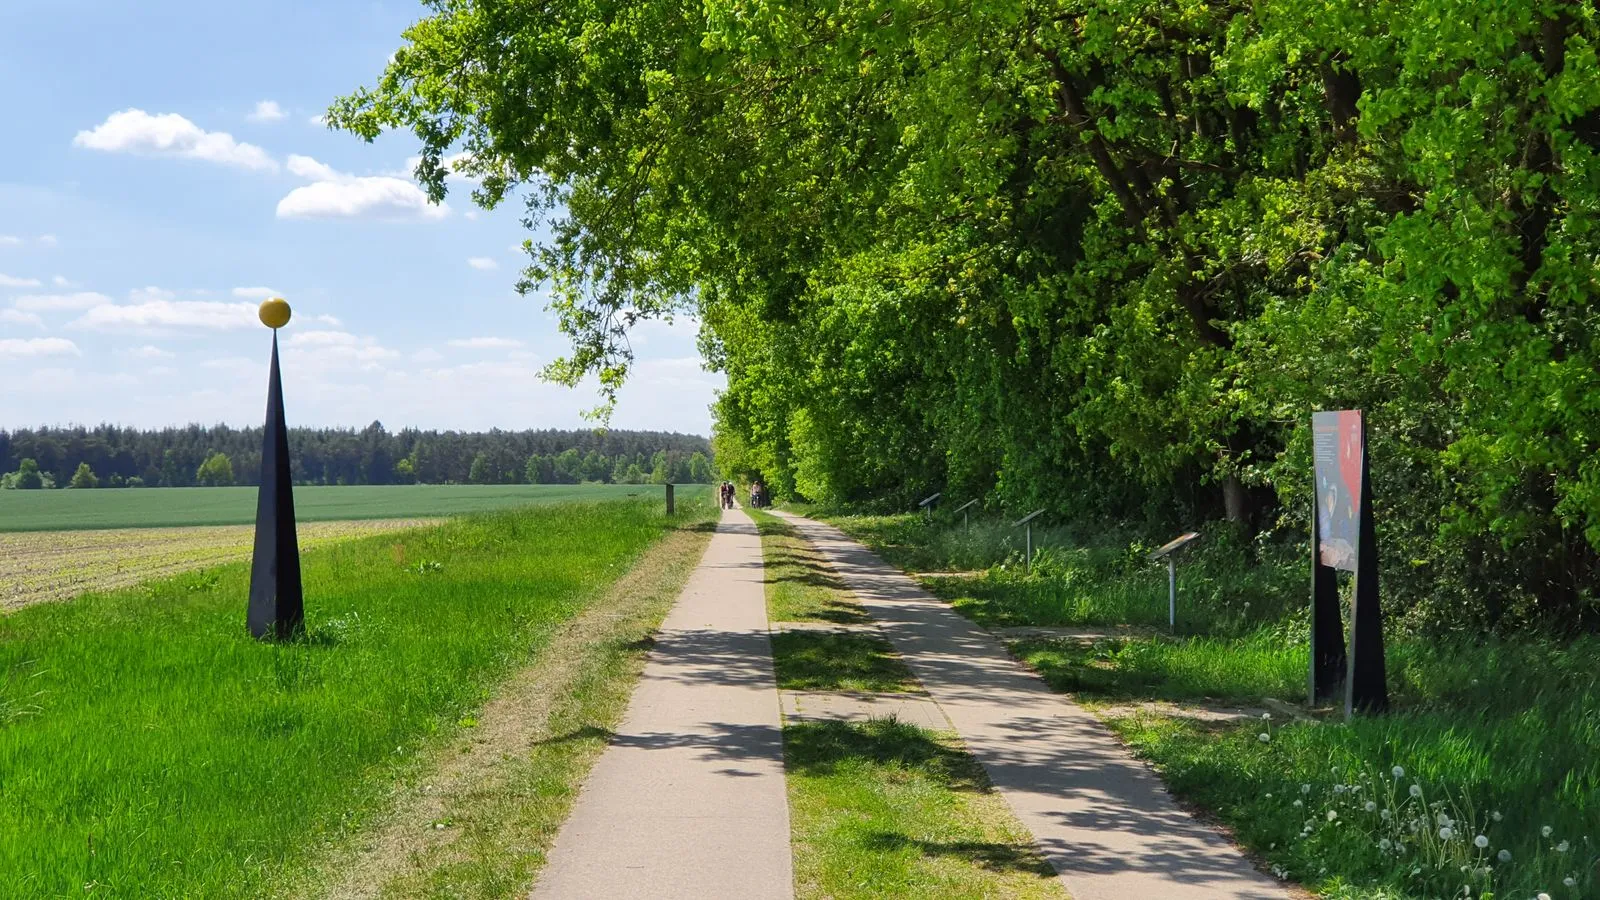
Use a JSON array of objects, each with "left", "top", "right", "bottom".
[
  {"left": 532, "top": 509, "right": 794, "bottom": 900},
  {"left": 774, "top": 511, "right": 1289, "bottom": 900}
]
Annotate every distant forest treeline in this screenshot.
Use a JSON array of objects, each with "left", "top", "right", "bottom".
[{"left": 0, "top": 424, "right": 714, "bottom": 488}]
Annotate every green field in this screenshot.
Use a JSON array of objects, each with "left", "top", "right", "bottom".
[
  {"left": 0, "top": 494, "right": 714, "bottom": 896},
  {"left": 0, "top": 483, "right": 701, "bottom": 532}
]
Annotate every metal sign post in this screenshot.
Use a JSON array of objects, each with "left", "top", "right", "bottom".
[
  {"left": 954, "top": 498, "right": 979, "bottom": 531},
  {"left": 1149, "top": 531, "right": 1201, "bottom": 632},
  {"left": 918, "top": 492, "right": 943, "bottom": 522},
  {"left": 1014, "top": 509, "right": 1045, "bottom": 572}
]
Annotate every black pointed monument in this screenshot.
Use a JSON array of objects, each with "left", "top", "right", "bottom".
[{"left": 247, "top": 300, "right": 304, "bottom": 640}]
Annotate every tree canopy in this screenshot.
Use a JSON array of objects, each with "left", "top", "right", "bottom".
[{"left": 335, "top": 0, "right": 1600, "bottom": 631}]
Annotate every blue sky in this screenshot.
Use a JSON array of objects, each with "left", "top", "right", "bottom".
[{"left": 0, "top": 0, "right": 722, "bottom": 435}]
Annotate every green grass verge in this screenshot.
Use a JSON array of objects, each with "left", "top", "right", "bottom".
[
  {"left": 785, "top": 719, "right": 1066, "bottom": 899},
  {"left": 1011, "top": 631, "right": 1305, "bottom": 703},
  {"left": 751, "top": 510, "right": 871, "bottom": 624},
  {"left": 750, "top": 510, "right": 917, "bottom": 692},
  {"left": 0, "top": 495, "right": 702, "bottom": 896},
  {"left": 0, "top": 483, "right": 704, "bottom": 532},
  {"left": 824, "top": 513, "right": 1600, "bottom": 899},
  {"left": 770, "top": 631, "right": 921, "bottom": 693}
]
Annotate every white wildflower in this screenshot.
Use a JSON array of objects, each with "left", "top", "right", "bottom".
[
  {"left": 1474, "top": 835, "right": 1489, "bottom": 849},
  {"left": 1258, "top": 733, "right": 1271, "bottom": 743},
  {"left": 1327, "top": 810, "right": 1338, "bottom": 822},
  {"left": 1537, "top": 894, "right": 1551, "bottom": 900},
  {"left": 1439, "top": 827, "right": 1454, "bottom": 840}
]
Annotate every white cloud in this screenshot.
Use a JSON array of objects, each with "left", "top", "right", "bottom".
[
  {"left": 286, "top": 154, "right": 339, "bottom": 181},
  {"left": 411, "top": 347, "right": 444, "bottom": 363},
  {"left": 37, "top": 235, "right": 57, "bottom": 247},
  {"left": 128, "top": 286, "right": 176, "bottom": 304},
  {"left": 74, "top": 109, "right": 278, "bottom": 172},
  {"left": 247, "top": 100, "right": 286, "bottom": 123},
  {"left": 12, "top": 291, "right": 113, "bottom": 311},
  {"left": 0, "top": 337, "right": 79, "bottom": 359},
  {"left": 447, "top": 336, "right": 525, "bottom": 350},
  {"left": 276, "top": 154, "right": 446, "bottom": 221},
  {"left": 308, "top": 114, "right": 328, "bottom": 127},
  {"left": 0, "top": 274, "right": 41, "bottom": 288},
  {"left": 0, "top": 236, "right": 20, "bottom": 246},
  {"left": 51, "top": 275, "right": 74, "bottom": 288},
  {"left": 467, "top": 257, "right": 498, "bottom": 271},
  {"left": 314, "top": 314, "right": 342, "bottom": 327},
  {"left": 286, "top": 329, "right": 361, "bottom": 347},
  {"left": 124, "top": 344, "right": 174, "bottom": 359},
  {"left": 464, "top": 210, "right": 480, "bottom": 221},
  {"left": 0, "top": 309, "right": 44, "bottom": 327},
  {"left": 231, "top": 286, "right": 280, "bottom": 300},
  {"left": 70, "top": 299, "right": 257, "bottom": 331}
]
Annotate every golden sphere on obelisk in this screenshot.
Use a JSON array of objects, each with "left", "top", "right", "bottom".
[{"left": 258, "top": 297, "right": 292, "bottom": 329}]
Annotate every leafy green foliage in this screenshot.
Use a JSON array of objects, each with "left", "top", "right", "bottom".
[{"left": 339, "top": 0, "right": 1600, "bottom": 632}]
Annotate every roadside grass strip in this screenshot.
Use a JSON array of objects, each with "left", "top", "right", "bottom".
[
  {"left": 0, "top": 496, "right": 706, "bottom": 897},
  {"left": 827, "top": 512, "right": 1600, "bottom": 900},
  {"left": 1010, "top": 631, "right": 1305, "bottom": 703},
  {"left": 785, "top": 719, "right": 1066, "bottom": 900},
  {"left": 753, "top": 510, "right": 873, "bottom": 625},
  {"left": 771, "top": 631, "right": 921, "bottom": 693},
  {"left": 752, "top": 509, "right": 1066, "bottom": 899}
]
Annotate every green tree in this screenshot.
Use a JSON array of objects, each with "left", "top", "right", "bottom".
[
  {"left": 14, "top": 458, "right": 43, "bottom": 490},
  {"left": 468, "top": 452, "right": 494, "bottom": 485},
  {"left": 195, "top": 452, "right": 234, "bottom": 487},
  {"left": 68, "top": 462, "right": 98, "bottom": 489},
  {"left": 337, "top": 0, "right": 1600, "bottom": 629}
]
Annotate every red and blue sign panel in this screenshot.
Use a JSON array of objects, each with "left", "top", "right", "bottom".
[{"left": 1312, "top": 409, "right": 1363, "bottom": 572}]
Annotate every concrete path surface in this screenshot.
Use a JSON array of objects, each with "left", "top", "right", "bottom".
[
  {"left": 774, "top": 511, "right": 1290, "bottom": 900},
  {"left": 532, "top": 509, "right": 793, "bottom": 900}
]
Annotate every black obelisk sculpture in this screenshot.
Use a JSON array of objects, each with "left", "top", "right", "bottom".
[{"left": 248, "top": 299, "right": 304, "bottom": 640}]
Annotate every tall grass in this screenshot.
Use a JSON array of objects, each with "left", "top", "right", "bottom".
[
  {"left": 0, "top": 497, "right": 697, "bottom": 896},
  {"left": 835, "top": 513, "right": 1301, "bottom": 633}
]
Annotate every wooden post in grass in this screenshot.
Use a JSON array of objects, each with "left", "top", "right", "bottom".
[
  {"left": 665, "top": 483, "right": 675, "bottom": 515},
  {"left": 1014, "top": 509, "right": 1045, "bottom": 573},
  {"left": 1310, "top": 410, "right": 1387, "bottom": 716},
  {"left": 247, "top": 298, "right": 305, "bottom": 641},
  {"left": 918, "top": 491, "right": 942, "bottom": 522}
]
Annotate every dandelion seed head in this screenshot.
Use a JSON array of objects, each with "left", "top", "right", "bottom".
[
  {"left": 1258, "top": 733, "right": 1271, "bottom": 743},
  {"left": 1393, "top": 766, "right": 1405, "bottom": 778},
  {"left": 1556, "top": 840, "right": 1569, "bottom": 853},
  {"left": 1496, "top": 849, "right": 1510, "bottom": 863},
  {"left": 1327, "top": 810, "right": 1338, "bottom": 822},
  {"left": 1566, "top": 877, "right": 1578, "bottom": 887},
  {"left": 1439, "top": 827, "right": 1454, "bottom": 840},
  {"left": 1474, "top": 835, "right": 1489, "bottom": 849},
  {"left": 1410, "top": 784, "right": 1423, "bottom": 798},
  {"left": 1542, "top": 825, "right": 1553, "bottom": 838}
]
